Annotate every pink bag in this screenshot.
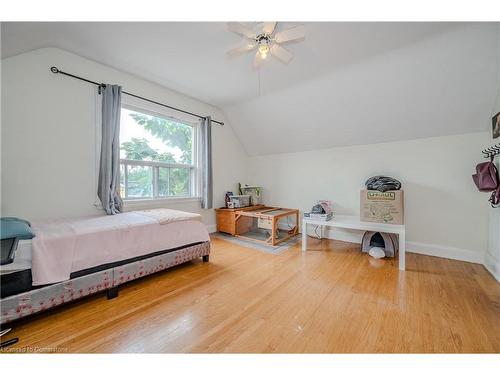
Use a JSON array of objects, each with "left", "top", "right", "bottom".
[{"left": 472, "top": 157, "right": 500, "bottom": 206}]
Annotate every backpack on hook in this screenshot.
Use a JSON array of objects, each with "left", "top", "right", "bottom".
[{"left": 472, "top": 156, "right": 500, "bottom": 207}]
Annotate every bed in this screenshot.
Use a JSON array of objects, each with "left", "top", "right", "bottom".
[{"left": 0, "top": 209, "right": 211, "bottom": 324}]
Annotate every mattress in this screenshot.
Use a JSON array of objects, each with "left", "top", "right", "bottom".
[{"left": 29, "top": 210, "right": 210, "bottom": 285}]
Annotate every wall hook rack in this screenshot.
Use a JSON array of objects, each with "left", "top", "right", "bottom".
[{"left": 482, "top": 143, "right": 500, "bottom": 159}]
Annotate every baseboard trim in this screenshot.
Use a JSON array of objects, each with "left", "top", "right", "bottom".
[
  {"left": 484, "top": 251, "right": 500, "bottom": 282},
  {"left": 405, "top": 241, "right": 483, "bottom": 264},
  {"left": 254, "top": 222, "right": 491, "bottom": 270},
  {"left": 302, "top": 225, "right": 484, "bottom": 265}
]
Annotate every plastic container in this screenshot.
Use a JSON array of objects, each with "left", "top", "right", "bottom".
[
  {"left": 229, "top": 195, "right": 251, "bottom": 208},
  {"left": 240, "top": 186, "right": 262, "bottom": 205}
]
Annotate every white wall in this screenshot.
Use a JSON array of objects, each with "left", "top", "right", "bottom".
[
  {"left": 247, "top": 133, "right": 490, "bottom": 263},
  {"left": 484, "top": 30, "right": 500, "bottom": 279},
  {"left": 1, "top": 47, "right": 496, "bottom": 273},
  {"left": 1, "top": 47, "right": 247, "bottom": 227}
]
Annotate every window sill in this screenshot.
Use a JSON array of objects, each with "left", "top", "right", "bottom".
[{"left": 123, "top": 197, "right": 202, "bottom": 208}]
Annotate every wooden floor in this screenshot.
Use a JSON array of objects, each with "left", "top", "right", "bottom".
[{"left": 2, "top": 236, "right": 499, "bottom": 353}]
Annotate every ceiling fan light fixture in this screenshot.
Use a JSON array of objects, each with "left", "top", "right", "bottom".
[
  {"left": 226, "top": 22, "right": 305, "bottom": 68},
  {"left": 258, "top": 43, "right": 270, "bottom": 59}
]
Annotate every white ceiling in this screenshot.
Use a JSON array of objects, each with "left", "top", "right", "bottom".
[{"left": 2, "top": 22, "right": 499, "bottom": 155}]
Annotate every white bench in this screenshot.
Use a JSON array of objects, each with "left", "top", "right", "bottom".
[{"left": 302, "top": 215, "right": 406, "bottom": 270}]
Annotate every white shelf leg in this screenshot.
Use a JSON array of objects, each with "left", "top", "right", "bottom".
[
  {"left": 302, "top": 220, "right": 307, "bottom": 252},
  {"left": 399, "top": 231, "right": 406, "bottom": 271}
]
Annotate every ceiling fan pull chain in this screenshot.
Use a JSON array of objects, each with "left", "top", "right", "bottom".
[{"left": 258, "top": 69, "right": 261, "bottom": 97}]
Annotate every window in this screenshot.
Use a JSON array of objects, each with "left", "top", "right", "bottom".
[{"left": 119, "top": 105, "right": 199, "bottom": 201}]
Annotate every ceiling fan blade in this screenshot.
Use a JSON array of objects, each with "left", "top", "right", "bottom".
[
  {"left": 227, "top": 42, "right": 256, "bottom": 58},
  {"left": 274, "top": 25, "right": 305, "bottom": 43},
  {"left": 226, "top": 22, "right": 256, "bottom": 39},
  {"left": 270, "top": 44, "right": 293, "bottom": 64},
  {"left": 262, "top": 22, "right": 277, "bottom": 35},
  {"left": 253, "top": 51, "right": 265, "bottom": 70}
]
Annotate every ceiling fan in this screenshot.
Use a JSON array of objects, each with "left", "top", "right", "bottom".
[{"left": 226, "top": 22, "right": 305, "bottom": 69}]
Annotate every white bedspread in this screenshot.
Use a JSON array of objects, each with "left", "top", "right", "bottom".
[
  {"left": 134, "top": 208, "right": 201, "bottom": 225},
  {"left": 30, "top": 210, "right": 209, "bottom": 286}
]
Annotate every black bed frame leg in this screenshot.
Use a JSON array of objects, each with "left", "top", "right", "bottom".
[
  {"left": 202, "top": 255, "right": 209, "bottom": 262},
  {"left": 107, "top": 286, "right": 119, "bottom": 299}
]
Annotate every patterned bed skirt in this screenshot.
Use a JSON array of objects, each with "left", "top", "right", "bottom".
[{"left": 1, "top": 241, "right": 210, "bottom": 325}]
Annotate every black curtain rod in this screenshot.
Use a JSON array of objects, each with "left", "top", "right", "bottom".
[{"left": 50, "top": 66, "right": 224, "bottom": 126}]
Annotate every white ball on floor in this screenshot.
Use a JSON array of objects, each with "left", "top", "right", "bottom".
[{"left": 368, "top": 246, "right": 386, "bottom": 259}]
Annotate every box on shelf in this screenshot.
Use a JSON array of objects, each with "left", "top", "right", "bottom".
[
  {"left": 303, "top": 200, "right": 333, "bottom": 221},
  {"left": 360, "top": 190, "right": 404, "bottom": 225},
  {"left": 303, "top": 212, "right": 333, "bottom": 221},
  {"left": 258, "top": 217, "right": 273, "bottom": 230}
]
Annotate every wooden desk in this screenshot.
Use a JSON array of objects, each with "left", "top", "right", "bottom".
[
  {"left": 235, "top": 207, "right": 299, "bottom": 246},
  {"left": 216, "top": 205, "right": 300, "bottom": 246}
]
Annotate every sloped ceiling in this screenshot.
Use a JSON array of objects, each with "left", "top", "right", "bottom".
[{"left": 2, "top": 22, "right": 499, "bottom": 155}]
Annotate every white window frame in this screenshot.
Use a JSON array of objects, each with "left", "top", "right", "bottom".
[{"left": 119, "top": 96, "right": 202, "bottom": 206}]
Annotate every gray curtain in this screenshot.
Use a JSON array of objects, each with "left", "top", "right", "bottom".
[
  {"left": 200, "top": 116, "right": 213, "bottom": 209},
  {"left": 98, "top": 85, "right": 123, "bottom": 215}
]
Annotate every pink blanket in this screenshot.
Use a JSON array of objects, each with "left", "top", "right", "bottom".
[{"left": 31, "top": 211, "right": 209, "bottom": 285}]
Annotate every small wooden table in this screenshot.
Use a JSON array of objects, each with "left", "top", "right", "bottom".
[
  {"left": 302, "top": 215, "right": 406, "bottom": 270},
  {"left": 235, "top": 207, "right": 299, "bottom": 246}
]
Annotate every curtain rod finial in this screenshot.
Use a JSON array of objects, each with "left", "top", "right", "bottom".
[{"left": 50, "top": 66, "right": 59, "bottom": 74}]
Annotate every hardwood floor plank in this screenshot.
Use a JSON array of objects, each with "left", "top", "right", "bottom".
[{"left": 1, "top": 236, "right": 499, "bottom": 353}]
